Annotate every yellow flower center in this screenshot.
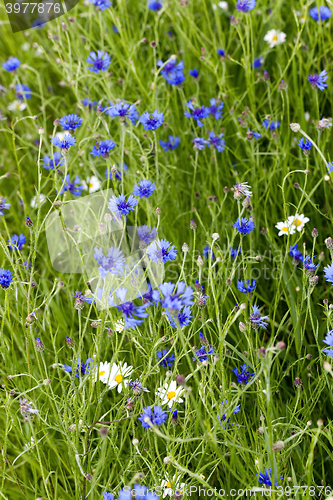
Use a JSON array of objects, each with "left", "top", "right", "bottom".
[
  {"left": 115, "top": 374, "right": 123, "bottom": 383},
  {"left": 16, "top": 103, "right": 21, "bottom": 109},
  {"left": 89, "top": 183, "right": 94, "bottom": 188},
  {"left": 167, "top": 391, "right": 176, "bottom": 400},
  {"left": 282, "top": 226, "right": 288, "bottom": 232},
  {"left": 295, "top": 219, "right": 302, "bottom": 227},
  {"left": 272, "top": 35, "right": 278, "bottom": 41},
  {"left": 99, "top": 370, "right": 105, "bottom": 376},
  {"left": 166, "top": 481, "right": 173, "bottom": 488}
]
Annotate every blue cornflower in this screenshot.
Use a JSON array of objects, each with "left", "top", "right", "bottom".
[
  {"left": 137, "top": 225, "right": 158, "bottom": 246},
  {"left": 303, "top": 255, "right": 318, "bottom": 273},
  {"left": 237, "top": 279, "right": 256, "bottom": 293},
  {"left": 289, "top": 244, "right": 303, "bottom": 263},
  {"left": 116, "top": 287, "right": 149, "bottom": 329},
  {"left": 208, "top": 98, "right": 224, "bottom": 120},
  {"left": 42, "top": 152, "right": 64, "bottom": 170},
  {"left": 252, "top": 57, "right": 264, "bottom": 68},
  {"left": 193, "top": 345, "right": 215, "bottom": 363},
  {"left": 236, "top": 0, "right": 256, "bottom": 12},
  {"left": 139, "top": 405, "right": 167, "bottom": 428},
  {"left": 59, "top": 175, "right": 84, "bottom": 197},
  {"left": 218, "top": 400, "right": 241, "bottom": 428},
  {"left": 327, "top": 162, "right": 333, "bottom": 173},
  {"left": 233, "top": 217, "right": 255, "bottom": 234},
  {"left": 8, "top": 234, "right": 26, "bottom": 250},
  {"left": 59, "top": 114, "right": 83, "bottom": 131},
  {"left": 88, "top": 0, "right": 112, "bottom": 9},
  {"left": 105, "top": 163, "right": 128, "bottom": 180},
  {"left": 120, "top": 485, "right": 159, "bottom": 500},
  {"left": 262, "top": 119, "right": 280, "bottom": 130},
  {"left": 146, "top": 239, "right": 177, "bottom": 264},
  {"left": 232, "top": 364, "right": 254, "bottom": 384},
  {"left": 203, "top": 245, "right": 215, "bottom": 260},
  {"left": 0, "top": 197, "right": 10, "bottom": 216},
  {"left": 0, "top": 269, "right": 13, "bottom": 289},
  {"left": 247, "top": 130, "right": 262, "bottom": 139},
  {"left": 86, "top": 50, "right": 111, "bottom": 73},
  {"left": 102, "top": 493, "right": 114, "bottom": 500},
  {"left": 148, "top": 0, "right": 162, "bottom": 10},
  {"left": 323, "top": 330, "right": 333, "bottom": 357},
  {"left": 324, "top": 262, "right": 333, "bottom": 284},
  {"left": 82, "top": 98, "right": 97, "bottom": 109},
  {"left": 63, "top": 358, "right": 93, "bottom": 377},
  {"left": 156, "top": 281, "right": 193, "bottom": 310},
  {"left": 189, "top": 68, "right": 199, "bottom": 78},
  {"left": 51, "top": 134, "right": 76, "bottom": 149},
  {"left": 184, "top": 101, "right": 210, "bottom": 127},
  {"left": 129, "top": 379, "right": 150, "bottom": 395},
  {"left": 105, "top": 101, "right": 139, "bottom": 124},
  {"left": 94, "top": 246, "right": 125, "bottom": 277},
  {"left": 139, "top": 111, "right": 164, "bottom": 130},
  {"left": 250, "top": 304, "right": 269, "bottom": 330},
  {"left": 308, "top": 69, "right": 328, "bottom": 90},
  {"left": 192, "top": 137, "right": 210, "bottom": 150},
  {"left": 166, "top": 305, "right": 193, "bottom": 328},
  {"left": 133, "top": 179, "right": 155, "bottom": 199},
  {"left": 159, "top": 135, "right": 180, "bottom": 151},
  {"left": 217, "top": 49, "right": 225, "bottom": 57},
  {"left": 108, "top": 194, "right": 138, "bottom": 216},
  {"left": 257, "top": 468, "right": 281, "bottom": 487},
  {"left": 157, "top": 58, "right": 185, "bottom": 85},
  {"left": 207, "top": 131, "right": 225, "bottom": 152},
  {"left": 72, "top": 291, "right": 94, "bottom": 306},
  {"left": 15, "top": 84, "right": 32, "bottom": 100},
  {"left": 90, "top": 139, "right": 116, "bottom": 158},
  {"left": 157, "top": 348, "right": 175, "bottom": 368},
  {"left": 3, "top": 57, "right": 21, "bottom": 72},
  {"left": 309, "top": 6, "right": 331, "bottom": 21},
  {"left": 298, "top": 138, "right": 313, "bottom": 151},
  {"left": 230, "top": 246, "right": 241, "bottom": 259},
  {"left": 19, "top": 398, "right": 39, "bottom": 417}
]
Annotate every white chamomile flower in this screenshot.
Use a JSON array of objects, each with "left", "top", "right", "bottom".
[
  {"left": 81, "top": 175, "right": 101, "bottom": 194},
  {"left": 30, "top": 194, "right": 46, "bottom": 208},
  {"left": 114, "top": 318, "right": 125, "bottom": 332},
  {"left": 287, "top": 213, "right": 310, "bottom": 232},
  {"left": 55, "top": 132, "right": 66, "bottom": 141},
  {"left": 275, "top": 220, "right": 296, "bottom": 237},
  {"left": 218, "top": 0, "right": 229, "bottom": 9},
  {"left": 263, "top": 29, "right": 286, "bottom": 48},
  {"left": 7, "top": 100, "right": 27, "bottom": 112},
  {"left": 156, "top": 380, "right": 185, "bottom": 408},
  {"left": 96, "top": 361, "right": 133, "bottom": 392},
  {"left": 24, "top": 437, "right": 35, "bottom": 451},
  {"left": 160, "top": 475, "right": 186, "bottom": 498}
]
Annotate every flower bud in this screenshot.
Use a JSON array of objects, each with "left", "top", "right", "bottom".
[
  {"left": 190, "top": 218, "right": 197, "bottom": 230},
  {"left": 325, "top": 237, "right": 333, "bottom": 249},
  {"left": 272, "top": 440, "right": 285, "bottom": 451},
  {"left": 35, "top": 337, "right": 44, "bottom": 352},
  {"left": 324, "top": 361, "right": 332, "bottom": 372},
  {"left": 196, "top": 255, "right": 203, "bottom": 267},
  {"left": 290, "top": 123, "right": 301, "bottom": 132}
]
